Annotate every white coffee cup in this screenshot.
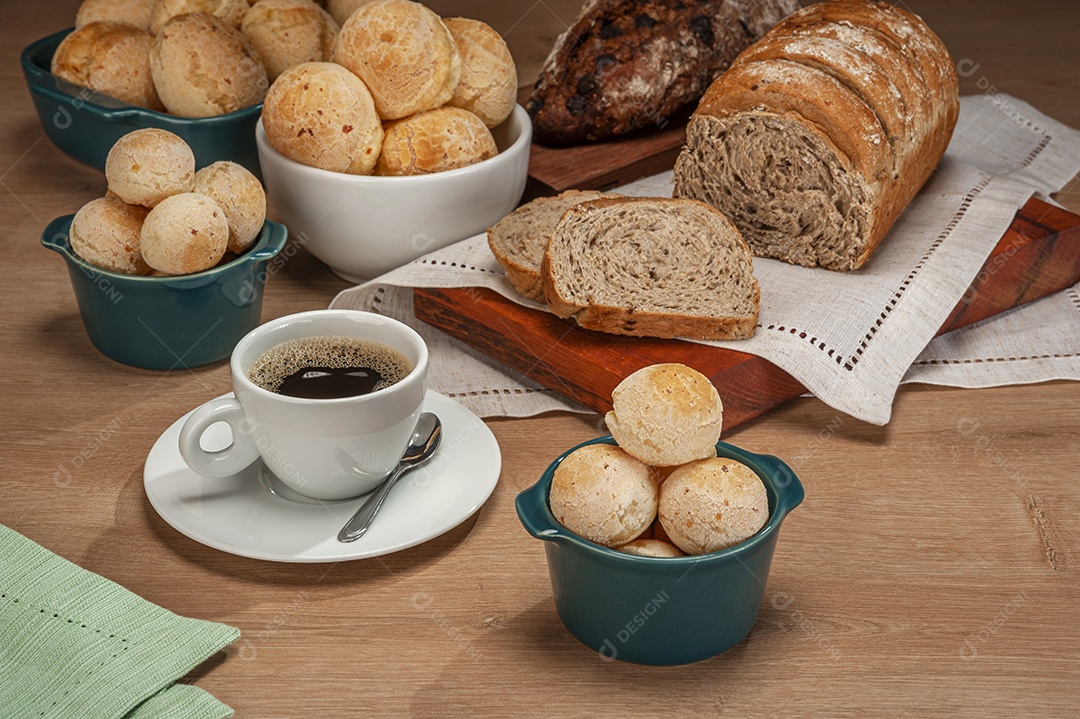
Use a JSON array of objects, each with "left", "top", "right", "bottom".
[{"left": 178, "top": 309, "right": 428, "bottom": 500}]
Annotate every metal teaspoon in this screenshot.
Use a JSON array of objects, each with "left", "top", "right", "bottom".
[{"left": 337, "top": 412, "right": 443, "bottom": 543}]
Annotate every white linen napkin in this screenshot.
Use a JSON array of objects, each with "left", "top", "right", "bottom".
[{"left": 331, "top": 94, "right": 1080, "bottom": 424}]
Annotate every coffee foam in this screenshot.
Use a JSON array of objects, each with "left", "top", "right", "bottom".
[{"left": 247, "top": 335, "right": 413, "bottom": 395}]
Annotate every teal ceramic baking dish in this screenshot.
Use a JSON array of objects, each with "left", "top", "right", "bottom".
[
  {"left": 517, "top": 436, "right": 803, "bottom": 665},
  {"left": 42, "top": 215, "right": 287, "bottom": 370},
  {"left": 21, "top": 29, "right": 263, "bottom": 176}
]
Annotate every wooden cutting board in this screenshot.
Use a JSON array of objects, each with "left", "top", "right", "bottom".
[
  {"left": 526, "top": 112, "right": 688, "bottom": 192},
  {"left": 414, "top": 196, "right": 1080, "bottom": 428}
]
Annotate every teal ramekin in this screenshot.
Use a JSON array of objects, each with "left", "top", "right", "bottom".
[
  {"left": 21, "top": 29, "right": 263, "bottom": 176},
  {"left": 516, "top": 436, "right": 804, "bottom": 665},
  {"left": 42, "top": 215, "right": 287, "bottom": 370}
]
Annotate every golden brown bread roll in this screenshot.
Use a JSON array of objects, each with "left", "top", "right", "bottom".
[
  {"left": 240, "top": 0, "right": 339, "bottom": 82},
  {"left": 548, "top": 443, "right": 658, "bottom": 547},
  {"left": 332, "top": 0, "right": 461, "bottom": 120},
  {"left": 105, "top": 128, "right": 195, "bottom": 208},
  {"left": 605, "top": 363, "right": 723, "bottom": 467},
  {"left": 150, "top": 12, "right": 268, "bottom": 117},
  {"left": 51, "top": 22, "right": 164, "bottom": 111},
  {"left": 616, "top": 539, "right": 686, "bottom": 558},
  {"left": 658, "top": 458, "right": 768, "bottom": 554},
  {"left": 70, "top": 196, "right": 152, "bottom": 275},
  {"left": 261, "top": 61, "right": 383, "bottom": 174},
  {"left": 140, "top": 192, "right": 229, "bottom": 274},
  {"left": 374, "top": 107, "right": 497, "bottom": 176},
  {"left": 193, "top": 161, "right": 266, "bottom": 253},
  {"left": 149, "top": 0, "right": 249, "bottom": 34},
  {"left": 443, "top": 17, "right": 517, "bottom": 128},
  {"left": 75, "top": 0, "right": 155, "bottom": 31}
]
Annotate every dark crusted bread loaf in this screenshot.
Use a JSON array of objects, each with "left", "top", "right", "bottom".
[
  {"left": 541, "top": 197, "right": 760, "bottom": 340},
  {"left": 526, "top": 0, "right": 800, "bottom": 146},
  {"left": 673, "top": 0, "right": 959, "bottom": 271},
  {"left": 487, "top": 189, "right": 611, "bottom": 301}
]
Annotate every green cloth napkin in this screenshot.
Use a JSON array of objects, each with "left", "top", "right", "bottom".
[{"left": 0, "top": 524, "right": 239, "bottom": 719}]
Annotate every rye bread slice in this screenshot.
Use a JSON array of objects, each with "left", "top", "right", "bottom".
[
  {"left": 487, "top": 189, "right": 609, "bottom": 301},
  {"left": 540, "top": 196, "right": 760, "bottom": 340}
]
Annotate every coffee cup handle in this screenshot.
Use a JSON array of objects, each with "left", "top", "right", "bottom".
[{"left": 178, "top": 397, "right": 262, "bottom": 478}]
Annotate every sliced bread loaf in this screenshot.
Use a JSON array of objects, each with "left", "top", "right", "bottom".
[
  {"left": 673, "top": 0, "right": 958, "bottom": 271},
  {"left": 540, "top": 197, "right": 760, "bottom": 340},
  {"left": 487, "top": 189, "right": 609, "bottom": 301}
]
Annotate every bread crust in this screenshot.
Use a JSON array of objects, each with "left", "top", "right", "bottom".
[
  {"left": 540, "top": 196, "right": 760, "bottom": 341},
  {"left": 193, "top": 161, "right": 266, "bottom": 253},
  {"left": 696, "top": 59, "right": 891, "bottom": 183},
  {"left": 70, "top": 196, "right": 152, "bottom": 275},
  {"left": 52, "top": 22, "right": 164, "bottom": 111},
  {"left": 333, "top": 0, "right": 461, "bottom": 120},
  {"left": 76, "top": 0, "right": 155, "bottom": 31},
  {"left": 526, "top": 0, "right": 800, "bottom": 145},
  {"left": 150, "top": 12, "right": 268, "bottom": 117},
  {"left": 675, "top": 0, "right": 958, "bottom": 270},
  {"left": 487, "top": 189, "right": 609, "bottom": 301},
  {"left": 771, "top": 1, "right": 958, "bottom": 206},
  {"left": 733, "top": 34, "right": 912, "bottom": 158},
  {"left": 781, "top": 0, "right": 958, "bottom": 132},
  {"left": 140, "top": 192, "right": 229, "bottom": 274},
  {"left": 240, "top": 0, "right": 339, "bottom": 82},
  {"left": 261, "top": 61, "right": 383, "bottom": 174},
  {"left": 605, "top": 362, "right": 724, "bottom": 466},
  {"left": 149, "top": 0, "right": 249, "bottom": 35},
  {"left": 374, "top": 107, "right": 496, "bottom": 176},
  {"left": 105, "top": 127, "right": 195, "bottom": 207},
  {"left": 444, "top": 17, "right": 517, "bottom": 128}
]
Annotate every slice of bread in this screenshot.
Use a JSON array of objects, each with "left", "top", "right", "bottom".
[
  {"left": 541, "top": 197, "right": 760, "bottom": 340},
  {"left": 487, "top": 189, "right": 609, "bottom": 301}
]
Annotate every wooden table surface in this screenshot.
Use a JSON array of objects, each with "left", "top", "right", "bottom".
[{"left": 3, "top": 2, "right": 1079, "bottom": 717}]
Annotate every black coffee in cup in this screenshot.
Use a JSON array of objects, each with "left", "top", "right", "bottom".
[{"left": 248, "top": 335, "right": 413, "bottom": 399}]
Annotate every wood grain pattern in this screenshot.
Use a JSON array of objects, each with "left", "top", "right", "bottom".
[
  {"left": 415, "top": 197, "right": 1080, "bottom": 427},
  {"left": 4, "top": 2, "right": 1080, "bottom": 718}
]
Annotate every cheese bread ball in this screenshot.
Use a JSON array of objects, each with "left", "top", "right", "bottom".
[
  {"left": 75, "top": 0, "right": 155, "bottom": 31},
  {"left": 149, "top": 0, "right": 248, "bottom": 33},
  {"left": 105, "top": 128, "right": 195, "bottom": 208},
  {"left": 617, "top": 539, "right": 686, "bottom": 558},
  {"left": 548, "top": 443, "right": 658, "bottom": 548},
  {"left": 151, "top": 12, "right": 268, "bottom": 117},
  {"left": 140, "top": 192, "right": 229, "bottom": 274},
  {"left": 605, "top": 363, "right": 723, "bottom": 467},
  {"left": 262, "top": 62, "right": 383, "bottom": 174},
  {"left": 193, "top": 161, "right": 266, "bottom": 253},
  {"left": 443, "top": 17, "right": 517, "bottom": 128},
  {"left": 51, "top": 22, "right": 164, "bottom": 111},
  {"left": 332, "top": 0, "right": 461, "bottom": 120},
  {"left": 659, "top": 458, "right": 768, "bottom": 555},
  {"left": 70, "top": 196, "right": 152, "bottom": 275},
  {"left": 241, "top": 0, "right": 339, "bottom": 82},
  {"left": 375, "top": 107, "right": 497, "bottom": 176}
]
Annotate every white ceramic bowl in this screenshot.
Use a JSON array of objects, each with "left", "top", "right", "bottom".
[{"left": 255, "top": 104, "right": 532, "bottom": 283}]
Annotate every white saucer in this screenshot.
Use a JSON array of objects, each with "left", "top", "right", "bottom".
[{"left": 144, "top": 390, "right": 501, "bottom": 563}]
